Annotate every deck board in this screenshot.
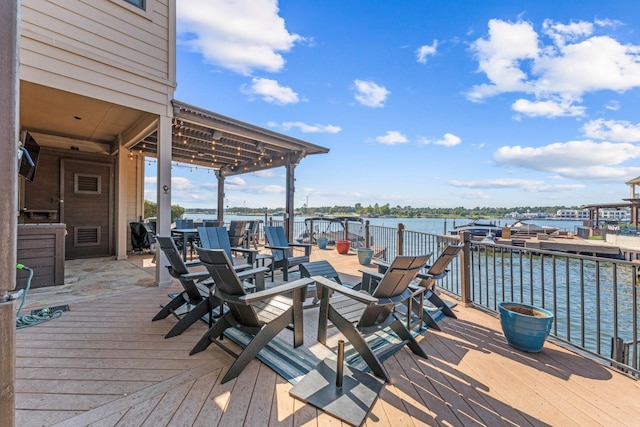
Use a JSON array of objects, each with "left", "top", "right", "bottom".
[{"left": 14, "top": 251, "right": 640, "bottom": 426}]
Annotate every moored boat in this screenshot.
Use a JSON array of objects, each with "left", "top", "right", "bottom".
[
  {"left": 510, "top": 220, "right": 558, "bottom": 236},
  {"left": 450, "top": 219, "right": 503, "bottom": 237}
]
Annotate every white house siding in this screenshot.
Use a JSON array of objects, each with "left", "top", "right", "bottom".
[{"left": 20, "top": 0, "right": 174, "bottom": 114}]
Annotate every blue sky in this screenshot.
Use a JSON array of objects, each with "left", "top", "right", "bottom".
[{"left": 145, "top": 0, "right": 640, "bottom": 210}]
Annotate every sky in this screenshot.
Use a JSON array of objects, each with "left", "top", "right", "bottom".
[{"left": 145, "top": 0, "right": 640, "bottom": 210}]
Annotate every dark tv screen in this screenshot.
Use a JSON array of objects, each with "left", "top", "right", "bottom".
[{"left": 19, "top": 131, "right": 40, "bottom": 182}]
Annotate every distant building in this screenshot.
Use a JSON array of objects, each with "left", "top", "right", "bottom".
[{"left": 556, "top": 209, "right": 589, "bottom": 219}]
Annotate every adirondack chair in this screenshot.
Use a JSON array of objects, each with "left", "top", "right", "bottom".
[
  {"left": 227, "top": 220, "right": 249, "bottom": 247},
  {"left": 243, "top": 220, "right": 262, "bottom": 249},
  {"left": 197, "top": 226, "right": 258, "bottom": 272},
  {"left": 190, "top": 247, "right": 313, "bottom": 384},
  {"left": 315, "top": 254, "right": 431, "bottom": 382},
  {"left": 152, "top": 236, "right": 218, "bottom": 338},
  {"left": 264, "top": 226, "right": 312, "bottom": 281},
  {"left": 375, "top": 244, "right": 463, "bottom": 331}
]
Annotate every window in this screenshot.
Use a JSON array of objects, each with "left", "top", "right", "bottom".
[{"left": 124, "top": 0, "right": 145, "bottom": 10}]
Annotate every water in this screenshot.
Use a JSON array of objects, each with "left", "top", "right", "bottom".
[{"left": 184, "top": 214, "right": 583, "bottom": 235}]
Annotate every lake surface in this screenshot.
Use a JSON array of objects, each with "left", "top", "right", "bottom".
[{"left": 184, "top": 214, "right": 584, "bottom": 235}]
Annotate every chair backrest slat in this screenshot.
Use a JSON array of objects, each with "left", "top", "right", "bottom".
[
  {"left": 175, "top": 219, "right": 194, "bottom": 229},
  {"left": 264, "top": 226, "right": 288, "bottom": 262},
  {"left": 427, "top": 244, "right": 463, "bottom": 275},
  {"left": 195, "top": 247, "right": 261, "bottom": 327},
  {"left": 372, "top": 254, "right": 431, "bottom": 299},
  {"left": 198, "top": 226, "right": 234, "bottom": 260}
]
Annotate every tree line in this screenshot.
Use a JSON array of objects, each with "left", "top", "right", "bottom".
[{"left": 182, "top": 203, "right": 583, "bottom": 219}]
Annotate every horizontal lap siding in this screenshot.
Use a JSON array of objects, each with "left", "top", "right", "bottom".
[{"left": 21, "top": 0, "right": 172, "bottom": 111}]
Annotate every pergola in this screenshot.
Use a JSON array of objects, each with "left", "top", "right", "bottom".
[{"left": 131, "top": 100, "right": 330, "bottom": 239}]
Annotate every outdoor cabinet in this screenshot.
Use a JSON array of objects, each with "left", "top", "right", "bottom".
[{"left": 16, "top": 223, "right": 66, "bottom": 289}]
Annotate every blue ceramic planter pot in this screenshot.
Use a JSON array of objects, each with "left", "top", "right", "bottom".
[
  {"left": 356, "top": 248, "right": 374, "bottom": 265},
  {"left": 316, "top": 237, "right": 329, "bottom": 249},
  {"left": 498, "top": 302, "right": 554, "bottom": 353}
]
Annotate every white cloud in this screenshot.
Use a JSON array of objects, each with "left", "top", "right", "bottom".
[
  {"left": 375, "top": 131, "right": 407, "bottom": 145},
  {"left": 280, "top": 121, "right": 342, "bottom": 133},
  {"left": 493, "top": 140, "right": 640, "bottom": 181},
  {"left": 353, "top": 79, "right": 390, "bottom": 107},
  {"left": 449, "top": 178, "right": 584, "bottom": 192},
  {"left": 420, "top": 133, "right": 462, "bottom": 147},
  {"left": 467, "top": 18, "right": 640, "bottom": 118},
  {"left": 604, "top": 100, "right": 621, "bottom": 111},
  {"left": 467, "top": 19, "right": 539, "bottom": 101},
  {"left": 416, "top": 40, "right": 438, "bottom": 64},
  {"left": 241, "top": 78, "right": 299, "bottom": 104},
  {"left": 542, "top": 19, "right": 593, "bottom": 47},
  {"left": 582, "top": 119, "right": 640, "bottom": 142},
  {"left": 511, "top": 98, "right": 585, "bottom": 117},
  {"left": 171, "top": 176, "right": 197, "bottom": 191},
  {"left": 176, "top": 0, "right": 301, "bottom": 75}
]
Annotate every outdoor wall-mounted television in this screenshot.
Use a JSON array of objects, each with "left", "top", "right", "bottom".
[{"left": 18, "top": 131, "right": 40, "bottom": 182}]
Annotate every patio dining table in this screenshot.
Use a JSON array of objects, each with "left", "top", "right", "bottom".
[{"left": 171, "top": 228, "right": 199, "bottom": 261}]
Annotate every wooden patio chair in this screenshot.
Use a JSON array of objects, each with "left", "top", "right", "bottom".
[
  {"left": 242, "top": 220, "right": 262, "bottom": 249},
  {"left": 190, "top": 247, "right": 313, "bottom": 384},
  {"left": 376, "top": 244, "right": 463, "bottom": 330},
  {"left": 227, "top": 220, "right": 249, "bottom": 247},
  {"left": 197, "top": 226, "right": 258, "bottom": 272},
  {"left": 264, "top": 226, "right": 312, "bottom": 281},
  {"left": 152, "top": 236, "right": 218, "bottom": 338},
  {"left": 314, "top": 254, "right": 431, "bottom": 382}
]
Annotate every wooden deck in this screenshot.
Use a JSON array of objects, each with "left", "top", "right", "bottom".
[{"left": 15, "top": 247, "right": 640, "bottom": 426}]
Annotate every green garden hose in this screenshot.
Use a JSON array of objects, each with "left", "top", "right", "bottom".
[{"left": 15, "top": 264, "right": 63, "bottom": 329}]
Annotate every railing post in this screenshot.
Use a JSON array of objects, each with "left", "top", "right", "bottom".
[
  {"left": 459, "top": 231, "right": 473, "bottom": 306},
  {"left": 344, "top": 220, "right": 349, "bottom": 241},
  {"left": 398, "top": 223, "right": 404, "bottom": 256},
  {"left": 309, "top": 218, "right": 314, "bottom": 243},
  {"left": 365, "top": 220, "right": 370, "bottom": 248}
]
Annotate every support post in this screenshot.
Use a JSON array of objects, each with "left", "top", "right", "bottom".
[
  {"left": 285, "top": 160, "right": 296, "bottom": 241},
  {"left": 397, "top": 223, "right": 404, "bottom": 256},
  {"left": 336, "top": 340, "right": 344, "bottom": 388},
  {"left": 365, "top": 220, "right": 370, "bottom": 248},
  {"left": 155, "top": 113, "right": 172, "bottom": 286},
  {"left": 459, "top": 231, "right": 473, "bottom": 306},
  {"left": 216, "top": 169, "right": 225, "bottom": 225},
  {"left": 0, "top": 0, "right": 19, "bottom": 424}
]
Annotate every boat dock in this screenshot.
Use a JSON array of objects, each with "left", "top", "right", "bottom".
[{"left": 490, "top": 233, "right": 625, "bottom": 258}]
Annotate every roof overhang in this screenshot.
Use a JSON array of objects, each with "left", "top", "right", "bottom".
[{"left": 131, "top": 100, "right": 329, "bottom": 176}]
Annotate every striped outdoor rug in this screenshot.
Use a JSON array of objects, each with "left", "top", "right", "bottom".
[{"left": 167, "top": 293, "right": 443, "bottom": 385}]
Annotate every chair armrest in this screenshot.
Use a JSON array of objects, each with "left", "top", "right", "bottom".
[
  {"left": 288, "top": 242, "right": 312, "bottom": 256},
  {"left": 240, "top": 277, "right": 313, "bottom": 304},
  {"left": 265, "top": 245, "right": 291, "bottom": 251},
  {"left": 180, "top": 271, "right": 211, "bottom": 281},
  {"left": 232, "top": 263, "right": 253, "bottom": 272},
  {"left": 230, "top": 247, "right": 258, "bottom": 255},
  {"left": 417, "top": 271, "right": 448, "bottom": 281},
  {"left": 313, "top": 276, "right": 377, "bottom": 305},
  {"left": 373, "top": 260, "right": 390, "bottom": 274},
  {"left": 237, "top": 266, "right": 269, "bottom": 280},
  {"left": 358, "top": 269, "right": 383, "bottom": 293},
  {"left": 265, "top": 245, "right": 292, "bottom": 257}
]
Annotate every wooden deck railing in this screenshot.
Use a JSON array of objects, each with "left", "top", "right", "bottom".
[{"left": 268, "top": 218, "right": 640, "bottom": 377}]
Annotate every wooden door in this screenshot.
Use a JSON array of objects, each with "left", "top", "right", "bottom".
[{"left": 61, "top": 159, "right": 113, "bottom": 259}]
